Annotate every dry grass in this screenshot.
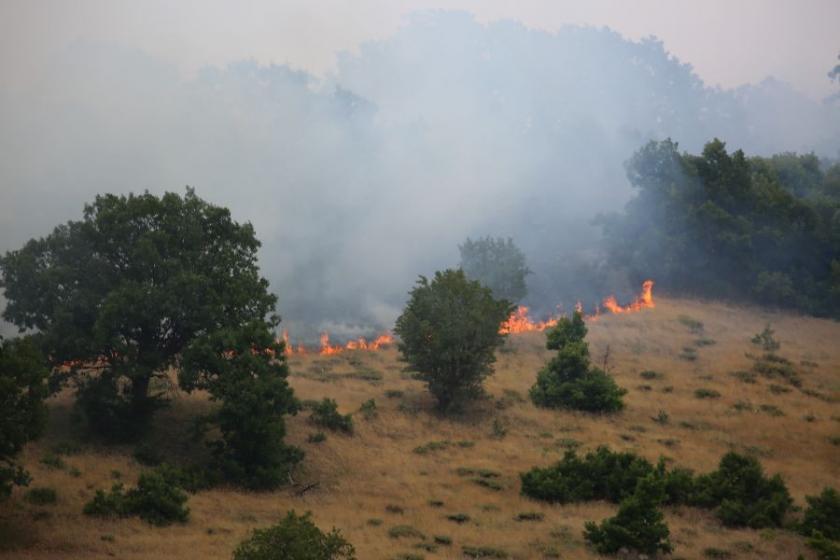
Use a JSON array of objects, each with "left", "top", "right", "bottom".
[{"left": 1, "top": 297, "right": 838, "bottom": 559}]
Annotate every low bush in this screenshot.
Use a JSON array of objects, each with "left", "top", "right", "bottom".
[
  {"left": 694, "top": 388, "right": 721, "bottom": 399},
  {"left": 584, "top": 474, "right": 672, "bottom": 555},
  {"left": 24, "top": 487, "right": 57, "bottom": 505},
  {"left": 359, "top": 399, "right": 377, "bottom": 420},
  {"left": 801, "top": 487, "right": 840, "bottom": 541},
  {"left": 520, "top": 447, "right": 655, "bottom": 504},
  {"left": 310, "top": 399, "right": 353, "bottom": 434},
  {"left": 233, "top": 510, "right": 356, "bottom": 560},
  {"left": 388, "top": 525, "right": 425, "bottom": 539},
  {"left": 462, "top": 546, "right": 508, "bottom": 558},
  {"left": 691, "top": 452, "right": 792, "bottom": 528},
  {"left": 83, "top": 472, "right": 189, "bottom": 526}
]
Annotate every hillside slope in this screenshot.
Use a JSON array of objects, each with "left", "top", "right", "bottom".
[{"left": 1, "top": 297, "right": 838, "bottom": 559}]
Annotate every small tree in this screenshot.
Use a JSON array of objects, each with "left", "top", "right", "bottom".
[
  {"left": 584, "top": 474, "right": 673, "bottom": 555},
  {"left": 0, "top": 189, "right": 277, "bottom": 441},
  {"left": 233, "top": 510, "right": 356, "bottom": 560},
  {"left": 459, "top": 236, "right": 530, "bottom": 302},
  {"left": 530, "top": 311, "right": 625, "bottom": 412},
  {"left": 394, "top": 269, "right": 513, "bottom": 412},
  {"left": 181, "top": 321, "right": 302, "bottom": 490},
  {"left": 0, "top": 336, "right": 48, "bottom": 498},
  {"left": 801, "top": 487, "right": 840, "bottom": 541}
]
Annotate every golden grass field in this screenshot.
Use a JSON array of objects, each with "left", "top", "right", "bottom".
[{"left": 1, "top": 297, "right": 839, "bottom": 559}]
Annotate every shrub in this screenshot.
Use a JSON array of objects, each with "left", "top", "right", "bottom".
[
  {"left": 462, "top": 546, "right": 508, "bottom": 558},
  {"left": 694, "top": 388, "right": 721, "bottom": 399},
  {"left": 640, "top": 370, "right": 663, "bottom": 380},
  {"left": 801, "top": 487, "right": 840, "bottom": 541},
  {"left": 807, "top": 532, "right": 840, "bottom": 560},
  {"left": 83, "top": 483, "right": 130, "bottom": 518},
  {"left": 83, "top": 472, "right": 190, "bottom": 526},
  {"left": 359, "top": 399, "right": 377, "bottom": 420},
  {"left": 126, "top": 471, "right": 189, "bottom": 526},
  {"left": 310, "top": 399, "right": 353, "bottom": 434},
  {"left": 584, "top": 474, "right": 672, "bottom": 555},
  {"left": 152, "top": 463, "right": 213, "bottom": 494},
  {"left": 691, "top": 452, "right": 792, "bottom": 528},
  {"left": 394, "top": 269, "right": 513, "bottom": 412},
  {"left": 233, "top": 510, "right": 355, "bottom": 560},
  {"left": 308, "top": 432, "right": 327, "bottom": 444},
  {"left": 24, "top": 487, "right": 57, "bottom": 505},
  {"left": 530, "top": 312, "right": 625, "bottom": 413},
  {"left": 752, "top": 324, "right": 781, "bottom": 351},
  {"left": 520, "top": 447, "right": 655, "bottom": 504},
  {"left": 388, "top": 525, "right": 425, "bottom": 539},
  {"left": 133, "top": 444, "right": 164, "bottom": 466}
]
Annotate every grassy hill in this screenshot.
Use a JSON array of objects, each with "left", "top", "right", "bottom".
[{"left": 1, "top": 297, "right": 838, "bottom": 559}]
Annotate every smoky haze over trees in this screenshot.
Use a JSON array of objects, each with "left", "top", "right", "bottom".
[{"left": 1, "top": 12, "right": 839, "bottom": 337}]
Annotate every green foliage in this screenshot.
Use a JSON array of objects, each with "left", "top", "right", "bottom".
[
  {"left": 233, "top": 511, "right": 356, "bottom": 560},
  {"left": 459, "top": 236, "right": 530, "bottom": 302},
  {"left": 601, "top": 139, "right": 840, "bottom": 318},
  {"left": 752, "top": 324, "right": 781, "bottom": 351},
  {"left": 0, "top": 336, "right": 48, "bottom": 499},
  {"left": 83, "top": 472, "right": 189, "bottom": 526},
  {"left": 24, "top": 487, "right": 57, "bottom": 505},
  {"left": 808, "top": 532, "right": 840, "bottom": 560},
  {"left": 520, "top": 447, "right": 656, "bottom": 504},
  {"left": 801, "top": 487, "right": 840, "bottom": 541},
  {"left": 584, "top": 474, "right": 672, "bottom": 555},
  {"left": 0, "top": 189, "right": 278, "bottom": 441},
  {"left": 181, "top": 321, "right": 303, "bottom": 490},
  {"left": 461, "top": 545, "right": 508, "bottom": 558},
  {"left": 310, "top": 399, "right": 353, "bottom": 434},
  {"left": 530, "top": 312, "right": 625, "bottom": 412},
  {"left": 127, "top": 471, "right": 190, "bottom": 526},
  {"left": 691, "top": 452, "right": 792, "bottom": 528},
  {"left": 394, "top": 269, "right": 514, "bottom": 412},
  {"left": 694, "top": 388, "right": 721, "bottom": 399},
  {"left": 359, "top": 399, "right": 377, "bottom": 420}
]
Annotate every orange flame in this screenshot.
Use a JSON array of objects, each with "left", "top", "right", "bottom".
[{"left": 499, "top": 280, "right": 655, "bottom": 334}]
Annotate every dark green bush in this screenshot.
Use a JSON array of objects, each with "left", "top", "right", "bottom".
[
  {"left": 24, "top": 487, "right": 57, "bottom": 505},
  {"left": 807, "top": 532, "right": 840, "bottom": 560},
  {"left": 394, "top": 269, "right": 513, "bottom": 412},
  {"left": 233, "top": 510, "right": 355, "bottom": 560},
  {"left": 127, "top": 471, "right": 189, "bottom": 526},
  {"left": 520, "top": 447, "right": 655, "bottom": 504},
  {"left": 151, "top": 463, "right": 213, "bottom": 494},
  {"left": 530, "top": 312, "right": 625, "bottom": 413},
  {"left": 801, "top": 487, "right": 840, "bottom": 541},
  {"left": 83, "top": 472, "right": 189, "bottom": 526},
  {"left": 584, "top": 474, "right": 672, "bottom": 555},
  {"left": 310, "top": 399, "right": 353, "bottom": 434},
  {"left": 691, "top": 452, "right": 792, "bottom": 528}
]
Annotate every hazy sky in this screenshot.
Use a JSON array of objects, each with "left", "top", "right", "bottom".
[{"left": 1, "top": 0, "right": 838, "bottom": 99}]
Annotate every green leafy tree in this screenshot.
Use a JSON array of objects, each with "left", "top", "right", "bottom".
[
  {"left": 233, "top": 511, "right": 356, "bottom": 560},
  {"left": 601, "top": 138, "right": 840, "bottom": 318},
  {"left": 394, "top": 269, "right": 514, "bottom": 412},
  {"left": 0, "top": 336, "right": 48, "bottom": 498},
  {"left": 459, "top": 236, "right": 530, "bottom": 302},
  {"left": 584, "top": 474, "right": 673, "bottom": 555},
  {"left": 0, "top": 189, "right": 277, "bottom": 440},
  {"left": 181, "top": 320, "right": 302, "bottom": 490},
  {"left": 530, "top": 311, "right": 625, "bottom": 412}
]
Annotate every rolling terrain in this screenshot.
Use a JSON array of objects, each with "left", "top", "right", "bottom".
[{"left": 1, "top": 296, "right": 839, "bottom": 559}]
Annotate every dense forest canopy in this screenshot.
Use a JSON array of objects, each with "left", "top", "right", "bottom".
[{"left": 601, "top": 139, "right": 840, "bottom": 317}]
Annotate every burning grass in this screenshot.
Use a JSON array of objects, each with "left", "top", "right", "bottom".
[{"left": 2, "top": 296, "right": 839, "bottom": 559}]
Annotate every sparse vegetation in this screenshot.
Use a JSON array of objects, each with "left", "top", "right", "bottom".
[{"left": 24, "top": 487, "right": 57, "bottom": 505}]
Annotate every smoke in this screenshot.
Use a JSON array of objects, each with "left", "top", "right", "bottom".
[{"left": 1, "top": 12, "right": 838, "bottom": 339}]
